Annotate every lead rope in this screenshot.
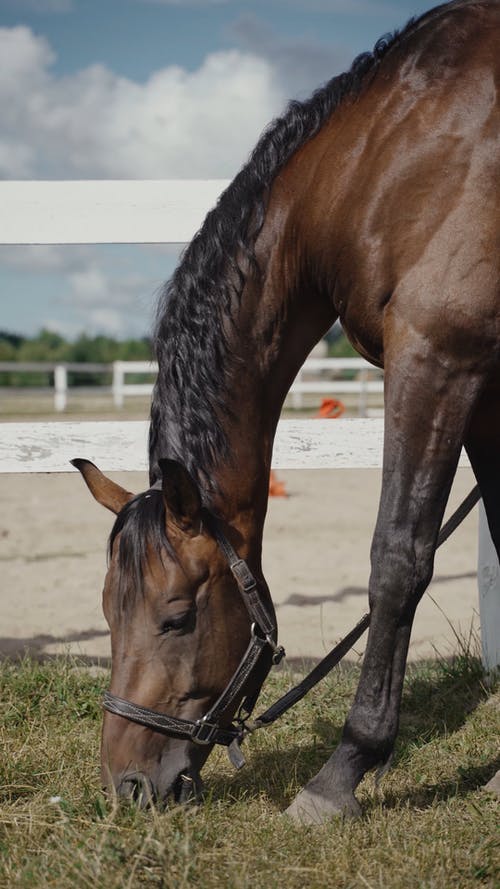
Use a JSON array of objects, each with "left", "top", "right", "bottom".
[{"left": 228, "top": 484, "right": 482, "bottom": 767}]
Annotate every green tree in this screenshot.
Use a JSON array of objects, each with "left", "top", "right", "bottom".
[
  {"left": 328, "top": 333, "right": 358, "bottom": 358},
  {"left": 0, "top": 329, "right": 153, "bottom": 387}
]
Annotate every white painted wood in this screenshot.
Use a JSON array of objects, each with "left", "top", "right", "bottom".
[
  {"left": 53, "top": 364, "right": 67, "bottom": 412},
  {"left": 290, "top": 380, "right": 384, "bottom": 394},
  {"left": 0, "top": 180, "right": 230, "bottom": 245},
  {"left": 109, "top": 379, "right": 384, "bottom": 402},
  {"left": 297, "top": 357, "right": 380, "bottom": 371},
  {"left": 111, "top": 361, "right": 125, "bottom": 409},
  {"left": 0, "top": 357, "right": 383, "bottom": 412},
  {"left": 113, "top": 360, "right": 157, "bottom": 374},
  {"left": 0, "top": 418, "right": 472, "bottom": 474},
  {"left": 111, "top": 358, "right": 380, "bottom": 376},
  {"left": 0, "top": 361, "right": 111, "bottom": 412},
  {"left": 477, "top": 502, "right": 500, "bottom": 670},
  {"left": 109, "top": 358, "right": 384, "bottom": 412},
  {"left": 0, "top": 421, "right": 150, "bottom": 474}
]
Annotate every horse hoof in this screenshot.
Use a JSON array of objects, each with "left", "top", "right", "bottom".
[
  {"left": 284, "top": 787, "right": 361, "bottom": 825},
  {"left": 484, "top": 768, "right": 500, "bottom": 799}
]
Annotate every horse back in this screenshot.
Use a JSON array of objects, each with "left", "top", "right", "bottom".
[{"left": 280, "top": 0, "right": 500, "bottom": 365}]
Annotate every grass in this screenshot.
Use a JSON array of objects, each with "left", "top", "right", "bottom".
[{"left": 0, "top": 653, "right": 498, "bottom": 889}]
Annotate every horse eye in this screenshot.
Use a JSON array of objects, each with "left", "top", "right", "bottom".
[{"left": 160, "top": 611, "right": 192, "bottom": 634}]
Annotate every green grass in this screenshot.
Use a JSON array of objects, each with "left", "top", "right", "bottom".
[{"left": 0, "top": 654, "right": 498, "bottom": 889}]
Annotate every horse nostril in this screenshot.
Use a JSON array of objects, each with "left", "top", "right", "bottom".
[
  {"left": 173, "top": 772, "right": 203, "bottom": 804},
  {"left": 118, "top": 773, "right": 155, "bottom": 808}
]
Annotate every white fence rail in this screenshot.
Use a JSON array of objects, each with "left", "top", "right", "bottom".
[
  {"left": 289, "top": 357, "right": 383, "bottom": 413},
  {"left": 112, "top": 360, "right": 156, "bottom": 407},
  {"left": 0, "top": 357, "right": 383, "bottom": 414},
  {"left": 0, "top": 178, "right": 498, "bottom": 670},
  {"left": 0, "top": 180, "right": 230, "bottom": 245},
  {"left": 0, "top": 361, "right": 110, "bottom": 411},
  {"left": 0, "top": 417, "right": 439, "bottom": 473},
  {"left": 112, "top": 358, "right": 383, "bottom": 412}
]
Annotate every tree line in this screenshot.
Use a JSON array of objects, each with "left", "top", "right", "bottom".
[{"left": 0, "top": 329, "right": 153, "bottom": 386}]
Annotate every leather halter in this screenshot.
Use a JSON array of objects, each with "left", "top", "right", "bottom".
[{"left": 103, "top": 510, "right": 285, "bottom": 756}]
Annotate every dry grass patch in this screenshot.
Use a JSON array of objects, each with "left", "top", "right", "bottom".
[{"left": 0, "top": 653, "right": 498, "bottom": 888}]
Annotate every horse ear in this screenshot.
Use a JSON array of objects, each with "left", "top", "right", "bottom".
[
  {"left": 159, "top": 459, "right": 202, "bottom": 535},
  {"left": 71, "top": 458, "right": 134, "bottom": 515}
]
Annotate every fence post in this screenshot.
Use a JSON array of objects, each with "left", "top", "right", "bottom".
[
  {"left": 54, "top": 364, "right": 67, "bottom": 412},
  {"left": 112, "top": 361, "right": 125, "bottom": 408},
  {"left": 477, "top": 501, "right": 500, "bottom": 671}
]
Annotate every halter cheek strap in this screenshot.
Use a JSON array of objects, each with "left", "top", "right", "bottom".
[{"left": 203, "top": 512, "right": 284, "bottom": 659}]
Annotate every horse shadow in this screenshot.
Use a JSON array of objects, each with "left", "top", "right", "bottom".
[
  {"left": 0, "top": 631, "right": 111, "bottom": 668},
  {"left": 206, "top": 657, "right": 498, "bottom": 811}
]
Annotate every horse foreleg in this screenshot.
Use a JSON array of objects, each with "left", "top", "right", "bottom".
[{"left": 286, "top": 340, "right": 485, "bottom": 824}]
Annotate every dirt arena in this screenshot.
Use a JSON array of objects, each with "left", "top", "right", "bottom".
[{"left": 0, "top": 465, "right": 481, "bottom": 665}]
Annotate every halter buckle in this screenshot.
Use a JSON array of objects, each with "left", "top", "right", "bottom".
[
  {"left": 271, "top": 645, "right": 286, "bottom": 665},
  {"left": 191, "top": 718, "right": 219, "bottom": 745},
  {"left": 230, "top": 559, "right": 258, "bottom": 592},
  {"left": 266, "top": 634, "right": 286, "bottom": 665}
]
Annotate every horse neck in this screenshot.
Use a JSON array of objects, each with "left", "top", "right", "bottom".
[
  {"left": 209, "top": 205, "right": 337, "bottom": 551},
  {"left": 150, "top": 164, "right": 338, "bottom": 556}
]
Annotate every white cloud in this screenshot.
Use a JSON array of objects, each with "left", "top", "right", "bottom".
[
  {"left": 0, "top": 26, "right": 54, "bottom": 84},
  {"left": 60, "top": 265, "right": 160, "bottom": 336},
  {"left": 0, "top": 245, "right": 95, "bottom": 272},
  {"left": 0, "top": 243, "right": 173, "bottom": 338},
  {"left": 0, "top": 26, "right": 285, "bottom": 180},
  {"left": 0, "top": 24, "right": 337, "bottom": 337}
]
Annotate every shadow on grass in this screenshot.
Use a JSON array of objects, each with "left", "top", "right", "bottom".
[
  {"left": 1, "top": 648, "right": 495, "bottom": 815},
  {"left": 206, "top": 655, "right": 495, "bottom": 810},
  {"left": 0, "top": 631, "right": 111, "bottom": 668},
  {"left": 207, "top": 742, "right": 500, "bottom": 814},
  {"left": 369, "top": 756, "right": 500, "bottom": 813}
]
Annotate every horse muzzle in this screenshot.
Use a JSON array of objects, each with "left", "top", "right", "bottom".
[{"left": 115, "top": 766, "right": 204, "bottom": 808}]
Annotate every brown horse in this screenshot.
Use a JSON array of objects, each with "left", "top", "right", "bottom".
[{"left": 73, "top": 0, "right": 500, "bottom": 822}]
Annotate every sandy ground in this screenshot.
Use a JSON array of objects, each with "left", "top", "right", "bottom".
[{"left": 0, "top": 466, "right": 481, "bottom": 665}]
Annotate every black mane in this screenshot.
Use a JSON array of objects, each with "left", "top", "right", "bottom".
[{"left": 148, "top": 3, "right": 457, "bottom": 492}]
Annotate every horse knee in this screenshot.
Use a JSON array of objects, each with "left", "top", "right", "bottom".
[{"left": 369, "top": 543, "right": 433, "bottom": 616}]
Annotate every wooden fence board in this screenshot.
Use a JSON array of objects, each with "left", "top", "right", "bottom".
[
  {"left": 0, "top": 180, "right": 230, "bottom": 245},
  {"left": 0, "top": 418, "right": 471, "bottom": 474}
]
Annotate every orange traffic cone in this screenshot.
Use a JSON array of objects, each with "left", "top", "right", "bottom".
[
  {"left": 315, "top": 397, "right": 345, "bottom": 418},
  {"left": 269, "top": 470, "right": 288, "bottom": 497}
]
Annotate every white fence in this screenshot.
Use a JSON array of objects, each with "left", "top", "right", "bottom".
[
  {"left": 112, "top": 357, "right": 383, "bottom": 412},
  {"left": 0, "top": 179, "right": 498, "bottom": 670},
  {"left": 0, "top": 357, "right": 383, "bottom": 414},
  {"left": 0, "top": 361, "right": 110, "bottom": 411},
  {"left": 289, "top": 357, "right": 383, "bottom": 413}
]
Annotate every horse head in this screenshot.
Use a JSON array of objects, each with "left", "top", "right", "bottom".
[{"left": 72, "top": 457, "right": 271, "bottom": 807}]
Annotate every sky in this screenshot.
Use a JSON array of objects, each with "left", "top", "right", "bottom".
[{"left": 0, "top": 0, "right": 438, "bottom": 340}]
